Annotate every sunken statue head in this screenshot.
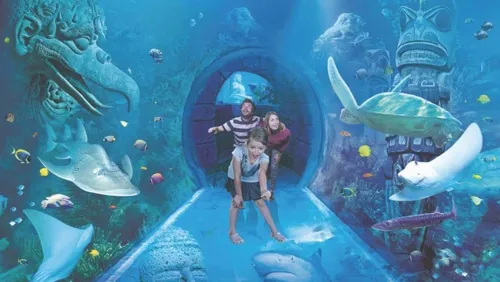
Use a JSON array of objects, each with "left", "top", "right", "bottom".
[
  {"left": 396, "top": 0, "right": 457, "bottom": 71},
  {"left": 11, "top": 0, "right": 139, "bottom": 124}
]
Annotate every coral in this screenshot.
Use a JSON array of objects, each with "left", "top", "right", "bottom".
[
  {"left": 72, "top": 227, "right": 129, "bottom": 281},
  {"left": 16, "top": 235, "right": 43, "bottom": 274},
  {"left": 139, "top": 225, "right": 207, "bottom": 281}
]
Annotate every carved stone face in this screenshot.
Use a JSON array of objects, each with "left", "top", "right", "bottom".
[
  {"left": 13, "top": 0, "right": 139, "bottom": 121},
  {"left": 396, "top": 0, "right": 457, "bottom": 71},
  {"left": 363, "top": 49, "right": 392, "bottom": 94},
  {"left": 27, "top": 74, "right": 79, "bottom": 125}
]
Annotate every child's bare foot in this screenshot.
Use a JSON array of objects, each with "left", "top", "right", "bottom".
[
  {"left": 271, "top": 232, "right": 286, "bottom": 242},
  {"left": 229, "top": 232, "right": 244, "bottom": 244}
]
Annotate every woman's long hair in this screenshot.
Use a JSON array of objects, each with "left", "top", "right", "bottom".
[{"left": 263, "top": 111, "right": 286, "bottom": 136}]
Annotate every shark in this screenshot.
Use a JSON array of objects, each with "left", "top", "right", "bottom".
[
  {"left": 390, "top": 123, "right": 483, "bottom": 201},
  {"left": 252, "top": 249, "right": 331, "bottom": 282},
  {"left": 38, "top": 119, "right": 140, "bottom": 197},
  {"left": 23, "top": 209, "right": 94, "bottom": 282}
]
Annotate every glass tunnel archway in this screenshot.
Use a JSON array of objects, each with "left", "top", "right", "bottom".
[{"left": 182, "top": 47, "right": 326, "bottom": 189}]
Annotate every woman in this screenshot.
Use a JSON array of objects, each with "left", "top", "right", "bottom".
[{"left": 261, "top": 111, "right": 291, "bottom": 202}]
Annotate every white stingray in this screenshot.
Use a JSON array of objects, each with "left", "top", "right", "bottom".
[
  {"left": 24, "top": 209, "right": 94, "bottom": 282},
  {"left": 390, "top": 123, "right": 483, "bottom": 201}
]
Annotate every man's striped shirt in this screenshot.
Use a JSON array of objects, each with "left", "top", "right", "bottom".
[{"left": 222, "top": 116, "right": 262, "bottom": 147}]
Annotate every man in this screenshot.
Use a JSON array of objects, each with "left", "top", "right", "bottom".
[{"left": 208, "top": 98, "right": 261, "bottom": 147}]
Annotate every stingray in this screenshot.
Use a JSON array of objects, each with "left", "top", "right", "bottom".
[
  {"left": 38, "top": 119, "right": 140, "bottom": 197},
  {"left": 390, "top": 123, "right": 483, "bottom": 201},
  {"left": 24, "top": 209, "right": 94, "bottom": 282}
]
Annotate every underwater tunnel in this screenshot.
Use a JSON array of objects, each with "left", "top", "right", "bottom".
[{"left": 182, "top": 47, "right": 325, "bottom": 189}]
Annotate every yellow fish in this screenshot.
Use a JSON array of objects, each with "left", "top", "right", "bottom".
[
  {"left": 4, "top": 37, "right": 10, "bottom": 44},
  {"left": 89, "top": 249, "right": 99, "bottom": 257},
  {"left": 472, "top": 174, "right": 482, "bottom": 180},
  {"left": 140, "top": 166, "right": 148, "bottom": 170},
  {"left": 470, "top": 196, "right": 483, "bottom": 206},
  {"left": 39, "top": 168, "right": 49, "bottom": 177},
  {"left": 358, "top": 145, "right": 372, "bottom": 157},
  {"left": 477, "top": 94, "right": 490, "bottom": 104}
]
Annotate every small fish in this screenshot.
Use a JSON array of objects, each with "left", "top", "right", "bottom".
[
  {"left": 29, "top": 201, "right": 35, "bottom": 207},
  {"left": 339, "top": 131, "right": 351, "bottom": 137},
  {"left": 464, "top": 18, "right": 474, "bottom": 24},
  {"left": 120, "top": 120, "right": 128, "bottom": 127},
  {"left": 39, "top": 167, "right": 49, "bottom": 177},
  {"left": 381, "top": 8, "right": 391, "bottom": 17},
  {"left": 18, "top": 258, "right": 28, "bottom": 266},
  {"left": 359, "top": 145, "right": 372, "bottom": 157},
  {"left": 89, "top": 249, "right": 99, "bottom": 257},
  {"left": 150, "top": 173, "right": 164, "bottom": 185},
  {"left": 103, "top": 135, "right": 116, "bottom": 142},
  {"left": 127, "top": 68, "right": 132, "bottom": 75},
  {"left": 153, "top": 116, "right": 163, "bottom": 122},
  {"left": 190, "top": 18, "right": 196, "bottom": 27},
  {"left": 198, "top": 12, "right": 204, "bottom": 20},
  {"left": 362, "top": 173, "right": 374, "bottom": 178},
  {"left": 41, "top": 194, "right": 73, "bottom": 209},
  {"left": 483, "top": 117, "right": 494, "bottom": 124},
  {"left": 14, "top": 218, "right": 22, "bottom": 224},
  {"left": 149, "top": 48, "right": 163, "bottom": 63},
  {"left": 4, "top": 37, "right": 10, "bottom": 44},
  {"left": 483, "top": 155, "right": 496, "bottom": 163},
  {"left": 340, "top": 187, "right": 356, "bottom": 198},
  {"left": 109, "top": 204, "right": 117, "bottom": 210},
  {"left": 140, "top": 166, "right": 148, "bottom": 170},
  {"left": 354, "top": 68, "right": 368, "bottom": 80},
  {"left": 474, "top": 30, "right": 488, "bottom": 40},
  {"left": 11, "top": 147, "right": 31, "bottom": 164},
  {"left": 11, "top": 207, "right": 16, "bottom": 212},
  {"left": 472, "top": 174, "right": 482, "bottom": 180},
  {"left": 481, "top": 21, "right": 494, "bottom": 31},
  {"left": 9, "top": 221, "right": 15, "bottom": 226},
  {"left": 470, "top": 196, "right": 483, "bottom": 206},
  {"left": 5, "top": 113, "right": 15, "bottom": 122},
  {"left": 134, "top": 139, "right": 148, "bottom": 151},
  {"left": 477, "top": 94, "right": 490, "bottom": 104},
  {"left": 32, "top": 132, "right": 38, "bottom": 138},
  {"left": 384, "top": 66, "right": 393, "bottom": 75},
  {"left": 17, "top": 185, "right": 24, "bottom": 191},
  {"left": 17, "top": 191, "right": 23, "bottom": 196}
]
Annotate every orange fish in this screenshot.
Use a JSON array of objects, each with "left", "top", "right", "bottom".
[
  {"left": 339, "top": 131, "right": 351, "bottom": 137},
  {"left": 109, "top": 204, "right": 116, "bottom": 210},
  {"left": 362, "top": 173, "right": 374, "bottom": 178}
]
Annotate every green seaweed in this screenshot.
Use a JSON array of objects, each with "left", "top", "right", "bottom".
[{"left": 71, "top": 227, "right": 129, "bottom": 281}]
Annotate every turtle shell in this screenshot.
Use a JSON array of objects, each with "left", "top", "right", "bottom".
[{"left": 359, "top": 93, "right": 454, "bottom": 120}]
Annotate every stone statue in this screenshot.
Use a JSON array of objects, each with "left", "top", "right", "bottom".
[
  {"left": 383, "top": 0, "right": 457, "bottom": 252},
  {"left": 9, "top": 0, "right": 139, "bottom": 125}
]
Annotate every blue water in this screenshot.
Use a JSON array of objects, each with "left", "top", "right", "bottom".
[{"left": 1, "top": 0, "right": 500, "bottom": 281}]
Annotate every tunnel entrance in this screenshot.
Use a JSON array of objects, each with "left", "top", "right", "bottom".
[{"left": 182, "top": 47, "right": 325, "bottom": 188}]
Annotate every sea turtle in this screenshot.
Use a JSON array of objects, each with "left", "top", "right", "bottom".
[{"left": 327, "top": 56, "right": 463, "bottom": 147}]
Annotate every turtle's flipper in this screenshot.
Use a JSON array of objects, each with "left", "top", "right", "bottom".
[
  {"left": 327, "top": 57, "right": 359, "bottom": 111},
  {"left": 340, "top": 108, "right": 361, "bottom": 124}
]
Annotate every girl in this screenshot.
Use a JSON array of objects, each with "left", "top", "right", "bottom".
[
  {"left": 262, "top": 111, "right": 291, "bottom": 202},
  {"left": 226, "top": 126, "right": 286, "bottom": 244}
]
